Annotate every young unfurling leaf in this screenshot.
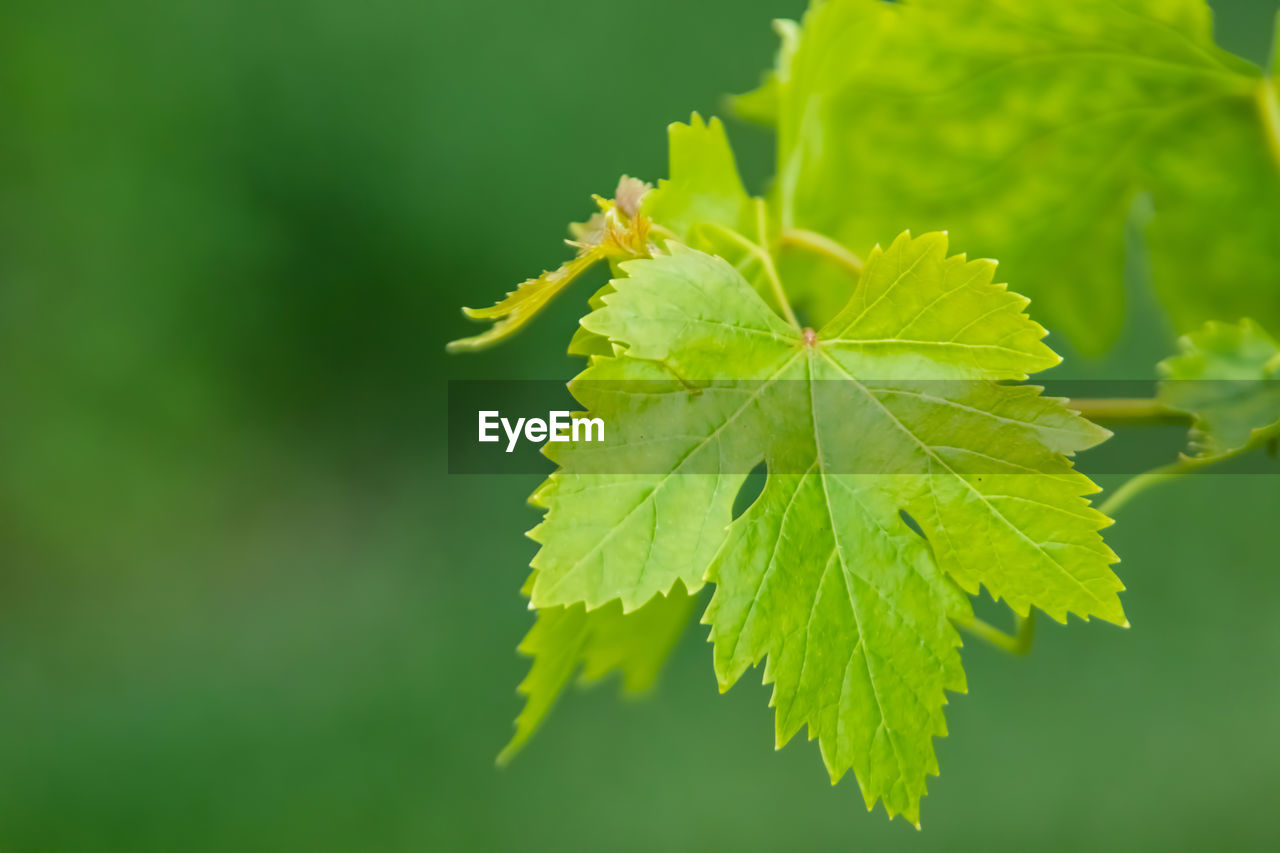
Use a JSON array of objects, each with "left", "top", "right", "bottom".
[
  {"left": 445, "top": 178, "right": 654, "bottom": 353},
  {"left": 453, "top": 113, "right": 765, "bottom": 355}
]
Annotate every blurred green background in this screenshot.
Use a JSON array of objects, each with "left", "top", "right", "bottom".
[{"left": 1, "top": 0, "right": 1277, "bottom": 849}]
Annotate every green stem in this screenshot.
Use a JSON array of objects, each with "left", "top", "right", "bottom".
[
  {"left": 1097, "top": 459, "right": 1196, "bottom": 517},
  {"left": 1062, "top": 397, "right": 1200, "bottom": 515},
  {"left": 1257, "top": 78, "right": 1280, "bottom": 174},
  {"left": 755, "top": 201, "right": 800, "bottom": 329},
  {"left": 649, "top": 222, "right": 680, "bottom": 242},
  {"left": 1098, "top": 425, "right": 1278, "bottom": 516},
  {"left": 780, "top": 228, "right": 865, "bottom": 279},
  {"left": 703, "top": 215, "right": 800, "bottom": 329},
  {"left": 1067, "top": 397, "right": 1187, "bottom": 425},
  {"left": 954, "top": 609, "right": 1036, "bottom": 655}
]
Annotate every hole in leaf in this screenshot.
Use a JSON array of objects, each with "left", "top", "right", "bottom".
[
  {"left": 732, "top": 461, "right": 768, "bottom": 520},
  {"left": 898, "top": 509, "right": 926, "bottom": 540}
]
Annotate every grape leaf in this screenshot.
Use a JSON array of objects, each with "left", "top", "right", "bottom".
[
  {"left": 1158, "top": 319, "right": 1280, "bottom": 457},
  {"left": 497, "top": 576, "right": 696, "bottom": 765},
  {"left": 643, "top": 113, "right": 752, "bottom": 242},
  {"left": 742, "top": 0, "right": 1280, "bottom": 352},
  {"left": 522, "top": 232, "right": 1124, "bottom": 823}
]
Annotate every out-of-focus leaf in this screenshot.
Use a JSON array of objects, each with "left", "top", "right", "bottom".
[
  {"left": 1158, "top": 318, "right": 1280, "bottom": 457},
  {"left": 752, "top": 0, "right": 1279, "bottom": 351},
  {"left": 498, "top": 578, "right": 695, "bottom": 765}
]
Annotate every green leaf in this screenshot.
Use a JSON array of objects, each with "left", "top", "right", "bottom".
[
  {"left": 705, "top": 472, "right": 968, "bottom": 827},
  {"left": 498, "top": 579, "right": 696, "bottom": 766},
  {"left": 527, "top": 354, "right": 759, "bottom": 611},
  {"left": 526, "top": 232, "right": 1124, "bottom": 822},
  {"left": 643, "top": 113, "right": 752, "bottom": 241},
  {"left": 727, "top": 18, "right": 800, "bottom": 126},
  {"left": 755, "top": 0, "right": 1279, "bottom": 351},
  {"left": 1158, "top": 318, "right": 1280, "bottom": 457}
]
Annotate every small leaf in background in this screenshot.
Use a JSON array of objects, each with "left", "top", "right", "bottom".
[{"left": 1158, "top": 318, "right": 1280, "bottom": 457}]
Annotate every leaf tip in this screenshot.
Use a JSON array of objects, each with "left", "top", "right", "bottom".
[{"left": 445, "top": 334, "right": 488, "bottom": 354}]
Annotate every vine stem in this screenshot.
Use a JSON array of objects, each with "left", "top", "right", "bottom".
[
  {"left": 953, "top": 610, "right": 1035, "bottom": 655},
  {"left": 700, "top": 212, "right": 800, "bottom": 329},
  {"left": 1066, "top": 397, "right": 1188, "bottom": 425},
  {"left": 754, "top": 201, "right": 800, "bottom": 329},
  {"left": 1258, "top": 78, "right": 1280, "bottom": 174},
  {"left": 1070, "top": 395, "right": 1276, "bottom": 516},
  {"left": 649, "top": 222, "right": 680, "bottom": 242},
  {"left": 1098, "top": 425, "right": 1279, "bottom": 516},
  {"left": 1097, "top": 458, "right": 1204, "bottom": 517},
  {"left": 781, "top": 228, "right": 865, "bottom": 278}
]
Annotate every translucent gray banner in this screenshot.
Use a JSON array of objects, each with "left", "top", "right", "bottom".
[{"left": 447, "top": 379, "right": 1280, "bottom": 476}]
